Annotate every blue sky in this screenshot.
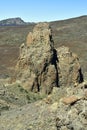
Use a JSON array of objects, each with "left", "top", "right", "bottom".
[{"left": 0, "top": 0, "right": 87, "bottom": 22}]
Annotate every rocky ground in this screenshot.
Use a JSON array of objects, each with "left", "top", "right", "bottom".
[{"left": 0, "top": 82, "right": 87, "bottom": 130}]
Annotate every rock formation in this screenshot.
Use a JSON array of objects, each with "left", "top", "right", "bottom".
[
  {"left": 13, "top": 23, "right": 83, "bottom": 94},
  {"left": 0, "top": 22, "right": 86, "bottom": 130},
  {"left": 57, "top": 46, "right": 83, "bottom": 87}
]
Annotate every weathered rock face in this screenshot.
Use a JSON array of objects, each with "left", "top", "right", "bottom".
[
  {"left": 57, "top": 46, "right": 83, "bottom": 87},
  {"left": 13, "top": 23, "right": 83, "bottom": 94},
  {"left": 26, "top": 22, "right": 54, "bottom": 47},
  {"left": 15, "top": 23, "right": 56, "bottom": 94}
]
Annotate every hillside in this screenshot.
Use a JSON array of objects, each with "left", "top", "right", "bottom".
[{"left": 0, "top": 16, "right": 87, "bottom": 78}]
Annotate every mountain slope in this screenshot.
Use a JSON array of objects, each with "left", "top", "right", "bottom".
[{"left": 0, "top": 17, "right": 26, "bottom": 26}]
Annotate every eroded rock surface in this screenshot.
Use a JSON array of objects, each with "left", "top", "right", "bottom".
[
  {"left": 57, "top": 46, "right": 83, "bottom": 87},
  {"left": 12, "top": 23, "right": 83, "bottom": 94}
]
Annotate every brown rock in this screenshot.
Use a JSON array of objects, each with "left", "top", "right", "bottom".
[
  {"left": 26, "top": 32, "right": 33, "bottom": 46},
  {"left": 62, "top": 95, "right": 78, "bottom": 105},
  {"left": 57, "top": 46, "right": 83, "bottom": 87},
  {"left": 26, "top": 22, "right": 54, "bottom": 48},
  {"left": 13, "top": 23, "right": 56, "bottom": 94},
  {"left": 12, "top": 23, "right": 83, "bottom": 94}
]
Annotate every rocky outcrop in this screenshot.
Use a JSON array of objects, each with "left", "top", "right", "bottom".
[
  {"left": 13, "top": 23, "right": 83, "bottom": 94},
  {"left": 57, "top": 46, "right": 83, "bottom": 87},
  {"left": 26, "top": 22, "right": 54, "bottom": 47}
]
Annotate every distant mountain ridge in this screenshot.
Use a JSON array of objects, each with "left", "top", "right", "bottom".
[
  {"left": 0, "top": 15, "right": 87, "bottom": 26},
  {"left": 0, "top": 17, "right": 27, "bottom": 26}
]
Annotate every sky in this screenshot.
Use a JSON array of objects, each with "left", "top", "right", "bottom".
[{"left": 0, "top": 0, "right": 87, "bottom": 22}]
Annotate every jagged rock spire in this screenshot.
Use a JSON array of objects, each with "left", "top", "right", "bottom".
[
  {"left": 26, "top": 22, "right": 54, "bottom": 49},
  {"left": 12, "top": 23, "right": 83, "bottom": 94}
]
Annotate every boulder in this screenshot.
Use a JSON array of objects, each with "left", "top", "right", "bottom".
[{"left": 62, "top": 95, "right": 78, "bottom": 105}]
